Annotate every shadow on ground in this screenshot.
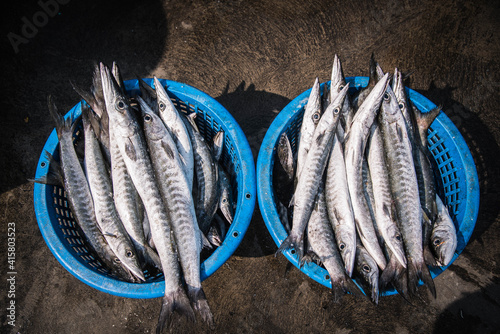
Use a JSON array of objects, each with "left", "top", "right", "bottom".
[{"left": 215, "top": 81, "right": 292, "bottom": 258}]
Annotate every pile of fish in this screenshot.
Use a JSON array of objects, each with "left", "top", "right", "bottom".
[
  {"left": 274, "top": 54, "right": 458, "bottom": 304},
  {"left": 34, "top": 62, "right": 236, "bottom": 332}
]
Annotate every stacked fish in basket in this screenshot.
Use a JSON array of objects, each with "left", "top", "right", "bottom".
[
  {"left": 257, "top": 55, "right": 479, "bottom": 304},
  {"left": 33, "top": 62, "right": 256, "bottom": 331}
]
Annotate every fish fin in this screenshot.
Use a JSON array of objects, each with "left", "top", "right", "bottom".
[
  {"left": 396, "top": 123, "right": 404, "bottom": 143},
  {"left": 30, "top": 150, "right": 64, "bottom": 186},
  {"left": 368, "top": 53, "right": 378, "bottom": 87},
  {"left": 188, "top": 287, "right": 214, "bottom": 328},
  {"left": 288, "top": 194, "right": 295, "bottom": 208},
  {"left": 413, "top": 104, "right": 441, "bottom": 133},
  {"left": 424, "top": 245, "right": 438, "bottom": 267},
  {"left": 112, "top": 62, "right": 126, "bottom": 95},
  {"left": 124, "top": 139, "right": 137, "bottom": 161},
  {"left": 70, "top": 81, "right": 100, "bottom": 115},
  {"left": 408, "top": 258, "right": 436, "bottom": 298},
  {"left": 275, "top": 234, "right": 301, "bottom": 258},
  {"left": 161, "top": 140, "right": 175, "bottom": 160},
  {"left": 201, "top": 230, "right": 213, "bottom": 250},
  {"left": 156, "top": 287, "right": 195, "bottom": 334},
  {"left": 184, "top": 113, "right": 200, "bottom": 132}
]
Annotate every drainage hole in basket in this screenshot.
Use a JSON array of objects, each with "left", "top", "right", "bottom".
[
  {"left": 245, "top": 193, "right": 251, "bottom": 199},
  {"left": 232, "top": 231, "right": 239, "bottom": 238},
  {"left": 40, "top": 161, "right": 46, "bottom": 168},
  {"left": 290, "top": 249, "right": 296, "bottom": 255},
  {"left": 325, "top": 275, "right": 330, "bottom": 281}
]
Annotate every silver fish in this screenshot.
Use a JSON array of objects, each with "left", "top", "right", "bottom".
[
  {"left": 139, "top": 96, "right": 213, "bottom": 326},
  {"left": 276, "top": 85, "right": 349, "bottom": 259},
  {"left": 82, "top": 107, "right": 145, "bottom": 282},
  {"left": 325, "top": 131, "right": 356, "bottom": 277},
  {"left": 431, "top": 194, "right": 457, "bottom": 267},
  {"left": 365, "top": 121, "right": 407, "bottom": 269},
  {"left": 154, "top": 76, "right": 195, "bottom": 191},
  {"left": 344, "top": 73, "right": 389, "bottom": 270},
  {"left": 218, "top": 166, "right": 234, "bottom": 224},
  {"left": 377, "top": 83, "right": 436, "bottom": 298},
  {"left": 330, "top": 54, "right": 354, "bottom": 134},
  {"left": 45, "top": 97, "right": 131, "bottom": 280},
  {"left": 277, "top": 132, "right": 295, "bottom": 181},
  {"left": 212, "top": 130, "right": 224, "bottom": 163},
  {"left": 296, "top": 77, "right": 322, "bottom": 184},
  {"left": 307, "top": 186, "right": 360, "bottom": 302},
  {"left": 354, "top": 243, "right": 379, "bottom": 305},
  {"left": 100, "top": 63, "right": 194, "bottom": 330},
  {"left": 182, "top": 113, "right": 220, "bottom": 235}
]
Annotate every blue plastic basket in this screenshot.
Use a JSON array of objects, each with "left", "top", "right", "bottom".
[
  {"left": 257, "top": 76, "right": 479, "bottom": 296},
  {"left": 33, "top": 79, "right": 256, "bottom": 298}
]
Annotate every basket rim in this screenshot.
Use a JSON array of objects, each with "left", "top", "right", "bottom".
[
  {"left": 33, "top": 79, "right": 256, "bottom": 298},
  {"left": 256, "top": 76, "right": 479, "bottom": 296}
]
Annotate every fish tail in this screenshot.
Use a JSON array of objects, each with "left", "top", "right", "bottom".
[
  {"left": 156, "top": 287, "right": 195, "bottom": 334},
  {"left": 188, "top": 287, "right": 214, "bottom": 327},
  {"left": 408, "top": 258, "right": 436, "bottom": 298},
  {"left": 275, "top": 234, "right": 302, "bottom": 259},
  {"left": 30, "top": 150, "right": 63, "bottom": 186},
  {"left": 379, "top": 255, "right": 398, "bottom": 290}
]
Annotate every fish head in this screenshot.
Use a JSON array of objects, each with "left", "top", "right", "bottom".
[
  {"left": 378, "top": 83, "right": 401, "bottom": 124},
  {"left": 431, "top": 225, "right": 457, "bottom": 266},
  {"left": 153, "top": 76, "right": 174, "bottom": 117},
  {"left": 113, "top": 239, "right": 146, "bottom": 282},
  {"left": 330, "top": 54, "right": 347, "bottom": 97},
  {"left": 385, "top": 224, "right": 407, "bottom": 268},
  {"left": 137, "top": 95, "right": 166, "bottom": 141},
  {"left": 318, "top": 83, "right": 350, "bottom": 132},
  {"left": 355, "top": 248, "right": 379, "bottom": 303},
  {"left": 100, "top": 63, "right": 138, "bottom": 137},
  {"left": 338, "top": 239, "right": 356, "bottom": 278}
]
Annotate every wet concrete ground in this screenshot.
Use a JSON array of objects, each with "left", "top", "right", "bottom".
[{"left": 1, "top": 0, "right": 499, "bottom": 333}]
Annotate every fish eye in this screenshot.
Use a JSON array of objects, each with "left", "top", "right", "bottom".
[
  {"left": 362, "top": 265, "right": 371, "bottom": 273},
  {"left": 159, "top": 102, "right": 166, "bottom": 111},
  {"left": 144, "top": 114, "right": 152, "bottom": 122},
  {"left": 433, "top": 238, "right": 441, "bottom": 246},
  {"left": 312, "top": 112, "right": 320, "bottom": 121},
  {"left": 339, "top": 85, "right": 344, "bottom": 91},
  {"left": 114, "top": 257, "right": 121, "bottom": 264},
  {"left": 395, "top": 234, "right": 402, "bottom": 241},
  {"left": 399, "top": 103, "right": 405, "bottom": 110},
  {"left": 383, "top": 93, "right": 390, "bottom": 101},
  {"left": 116, "top": 100, "right": 126, "bottom": 110},
  {"left": 222, "top": 198, "right": 227, "bottom": 203},
  {"left": 126, "top": 250, "right": 134, "bottom": 258},
  {"left": 333, "top": 108, "right": 340, "bottom": 114},
  {"left": 339, "top": 243, "right": 345, "bottom": 251}
]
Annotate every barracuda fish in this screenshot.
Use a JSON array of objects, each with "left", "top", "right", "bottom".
[
  {"left": 212, "top": 130, "right": 224, "bottom": 163},
  {"left": 352, "top": 54, "right": 379, "bottom": 112},
  {"left": 207, "top": 214, "right": 227, "bottom": 247},
  {"left": 277, "top": 131, "right": 295, "bottom": 182},
  {"left": 99, "top": 63, "right": 194, "bottom": 330},
  {"left": 218, "top": 166, "right": 234, "bottom": 224},
  {"left": 365, "top": 121, "right": 407, "bottom": 268},
  {"left": 362, "top": 156, "right": 409, "bottom": 300},
  {"left": 344, "top": 73, "right": 389, "bottom": 270},
  {"left": 377, "top": 83, "right": 436, "bottom": 298},
  {"left": 138, "top": 96, "right": 213, "bottom": 326},
  {"left": 182, "top": 113, "right": 220, "bottom": 235},
  {"left": 431, "top": 194, "right": 457, "bottom": 266},
  {"left": 154, "top": 77, "right": 195, "bottom": 191},
  {"left": 330, "top": 54, "right": 354, "bottom": 134},
  {"left": 354, "top": 242, "right": 379, "bottom": 305},
  {"left": 276, "top": 85, "right": 349, "bottom": 259},
  {"left": 306, "top": 186, "right": 360, "bottom": 302},
  {"left": 325, "top": 130, "right": 356, "bottom": 277},
  {"left": 82, "top": 107, "right": 145, "bottom": 282},
  {"left": 44, "top": 97, "right": 132, "bottom": 281},
  {"left": 296, "top": 77, "right": 322, "bottom": 184},
  {"left": 109, "top": 122, "right": 161, "bottom": 270}
]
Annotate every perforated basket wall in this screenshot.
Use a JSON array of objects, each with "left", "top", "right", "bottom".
[
  {"left": 257, "top": 76, "right": 479, "bottom": 296},
  {"left": 33, "top": 79, "right": 256, "bottom": 298}
]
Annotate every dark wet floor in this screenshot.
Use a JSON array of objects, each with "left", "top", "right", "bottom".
[{"left": 1, "top": 0, "right": 499, "bottom": 333}]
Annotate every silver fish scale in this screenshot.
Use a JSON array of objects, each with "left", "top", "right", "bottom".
[
  {"left": 307, "top": 187, "right": 346, "bottom": 283},
  {"left": 325, "top": 131, "right": 356, "bottom": 277},
  {"left": 57, "top": 119, "right": 128, "bottom": 278}
]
